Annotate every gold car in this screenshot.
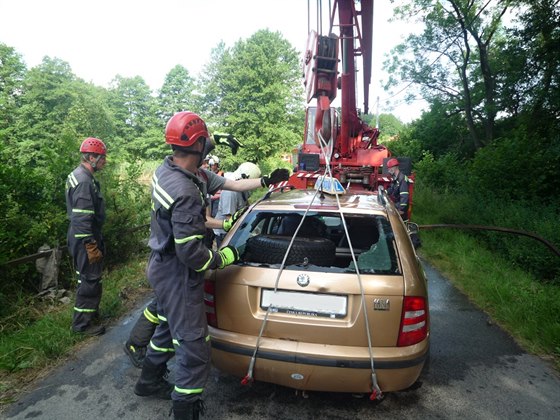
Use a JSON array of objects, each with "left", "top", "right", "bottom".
[{"left": 205, "top": 187, "right": 429, "bottom": 395}]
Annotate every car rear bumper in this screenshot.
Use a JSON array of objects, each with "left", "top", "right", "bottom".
[{"left": 210, "top": 327, "right": 429, "bottom": 393}]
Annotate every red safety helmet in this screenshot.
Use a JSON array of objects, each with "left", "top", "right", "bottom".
[
  {"left": 165, "top": 111, "right": 209, "bottom": 148},
  {"left": 80, "top": 137, "right": 107, "bottom": 155},
  {"left": 386, "top": 158, "right": 400, "bottom": 168}
]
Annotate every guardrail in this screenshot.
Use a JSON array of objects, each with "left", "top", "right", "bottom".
[
  {"left": 2, "top": 247, "right": 68, "bottom": 267},
  {"left": 2, "top": 223, "right": 150, "bottom": 268}
]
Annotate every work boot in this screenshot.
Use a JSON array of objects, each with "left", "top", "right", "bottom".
[
  {"left": 172, "top": 399, "right": 205, "bottom": 420},
  {"left": 134, "top": 359, "right": 173, "bottom": 399},
  {"left": 72, "top": 324, "right": 105, "bottom": 336},
  {"left": 123, "top": 341, "right": 146, "bottom": 368}
]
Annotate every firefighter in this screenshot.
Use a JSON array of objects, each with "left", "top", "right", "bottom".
[
  {"left": 213, "top": 162, "right": 261, "bottom": 247},
  {"left": 386, "top": 158, "right": 410, "bottom": 220},
  {"left": 208, "top": 156, "right": 223, "bottom": 218},
  {"left": 133, "top": 111, "right": 289, "bottom": 420},
  {"left": 66, "top": 137, "right": 107, "bottom": 336},
  {"left": 201, "top": 155, "right": 210, "bottom": 170},
  {"left": 208, "top": 156, "right": 222, "bottom": 175}
]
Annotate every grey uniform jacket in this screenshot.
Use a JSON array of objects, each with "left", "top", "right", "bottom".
[
  {"left": 149, "top": 156, "right": 226, "bottom": 271},
  {"left": 387, "top": 171, "right": 410, "bottom": 217},
  {"left": 65, "top": 164, "right": 106, "bottom": 253}
]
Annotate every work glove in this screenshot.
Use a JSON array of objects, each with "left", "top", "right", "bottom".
[
  {"left": 213, "top": 133, "right": 244, "bottom": 156},
  {"left": 261, "top": 168, "right": 290, "bottom": 187},
  {"left": 85, "top": 240, "right": 103, "bottom": 264},
  {"left": 218, "top": 245, "right": 240, "bottom": 269},
  {"left": 222, "top": 206, "right": 248, "bottom": 232}
]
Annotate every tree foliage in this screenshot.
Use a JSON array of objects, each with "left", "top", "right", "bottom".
[
  {"left": 0, "top": 30, "right": 306, "bottom": 301},
  {"left": 157, "top": 65, "right": 198, "bottom": 123},
  {"left": 497, "top": 0, "right": 560, "bottom": 120},
  {"left": 386, "top": 0, "right": 512, "bottom": 152},
  {"left": 0, "top": 44, "right": 26, "bottom": 136},
  {"left": 197, "top": 30, "right": 305, "bottom": 171},
  {"left": 381, "top": 1, "right": 559, "bottom": 280}
]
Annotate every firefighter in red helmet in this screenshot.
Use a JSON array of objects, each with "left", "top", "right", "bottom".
[
  {"left": 65, "top": 137, "right": 107, "bottom": 336},
  {"left": 386, "top": 158, "right": 410, "bottom": 220},
  {"left": 132, "top": 111, "right": 290, "bottom": 419}
]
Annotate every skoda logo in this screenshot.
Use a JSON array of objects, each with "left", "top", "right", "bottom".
[{"left": 296, "top": 274, "right": 310, "bottom": 287}]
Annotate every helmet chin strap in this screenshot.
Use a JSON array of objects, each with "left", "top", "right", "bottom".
[
  {"left": 197, "top": 137, "right": 213, "bottom": 167},
  {"left": 173, "top": 148, "right": 205, "bottom": 167},
  {"left": 83, "top": 153, "right": 102, "bottom": 171},
  {"left": 91, "top": 155, "right": 103, "bottom": 171}
]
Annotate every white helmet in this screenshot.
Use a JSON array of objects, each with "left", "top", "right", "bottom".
[
  {"left": 208, "top": 158, "right": 215, "bottom": 165},
  {"left": 211, "top": 155, "right": 220, "bottom": 164},
  {"left": 234, "top": 162, "right": 261, "bottom": 180}
]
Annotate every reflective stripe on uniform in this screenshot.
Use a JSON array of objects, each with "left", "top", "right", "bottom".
[
  {"left": 74, "top": 233, "right": 93, "bottom": 238},
  {"left": 72, "top": 209, "right": 95, "bottom": 214},
  {"left": 152, "top": 174, "right": 175, "bottom": 210},
  {"left": 68, "top": 173, "right": 79, "bottom": 188},
  {"left": 174, "top": 234, "right": 204, "bottom": 244},
  {"left": 149, "top": 340, "right": 175, "bottom": 353},
  {"left": 195, "top": 250, "right": 213, "bottom": 272},
  {"left": 157, "top": 313, "right": 168, "bottom": 322},
  {"left": 174, "top": 386, "right": 203, "bottom": 395},
  {"left": 172, "top": 335, "right": 210, "bottom": 348},
  {"left": 144, "top": 307, "right": 160, "bottom": 324},
  {"left": 74, "top": 307, "right": 97, "bottom": 313}
]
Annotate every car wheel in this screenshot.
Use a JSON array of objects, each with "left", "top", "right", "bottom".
[{"left": 245, "top": 235, "right": 336, "bottom": 266}]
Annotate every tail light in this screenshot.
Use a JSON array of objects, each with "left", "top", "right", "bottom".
[
  {"left": 204, "top": 279, "right": 217, "bottom": 327},
  {"left": 397, "top": 296, "right": 428, "bottom": 347}
]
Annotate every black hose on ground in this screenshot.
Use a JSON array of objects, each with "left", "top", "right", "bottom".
[{"left": 418, "top": 224, "right": 560, "bottom": 258}]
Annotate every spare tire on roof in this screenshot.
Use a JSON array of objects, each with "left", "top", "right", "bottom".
[{"left": 245, "top": 235, "right": 335, "bottom": 266}]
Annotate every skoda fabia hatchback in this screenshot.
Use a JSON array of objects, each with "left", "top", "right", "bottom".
[{"left": 204, "top": 186, "right": 429, "bottom": 396}]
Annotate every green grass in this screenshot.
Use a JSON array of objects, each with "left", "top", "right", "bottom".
[
  {"left": 0, "top": 252, "right": 151, "bottom": 405},
  {"left": 419, "top": 229, "right": 560, "bottom": 363},
  {"left": 412, "top": 187, "right": 560, "bottom": 369},
  {"left": 1, "top": 184, "right": 559, "bottom": 408}
]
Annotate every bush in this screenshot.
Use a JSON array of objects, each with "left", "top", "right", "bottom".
[
  {"left": 413, "top": 184, "right": 560, "bottom": 283},
  {"left": 468, "top": 129, "right": 560, "bottom": 203},
  {"left": 99, "top": 160, "right": 151, "bottom": 265},
  {"left": 414, "top": 151, "right": 466, "bottom": 192}
]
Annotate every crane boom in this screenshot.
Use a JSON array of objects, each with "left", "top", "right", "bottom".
[{"left": 293, "top": 0, "right": 389, "bottom": 192}]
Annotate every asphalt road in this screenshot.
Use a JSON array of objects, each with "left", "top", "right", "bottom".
[{"left": 3, "top": 261, "right": 560, "bottom": 419}]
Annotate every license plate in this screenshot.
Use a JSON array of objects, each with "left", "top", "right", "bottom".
[{"left": 260, "top": 289, "right": 347, "bottom": 318}]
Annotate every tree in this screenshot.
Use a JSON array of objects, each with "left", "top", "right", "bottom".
[
  {"left": 377, "top": 113, "right": 404, "bottom": 141},
  {"left": 198, "top": 30, "right": 305, "bottom": 170},
  {"left": 497, "top": 0, "right": 560, "bottom": 120},
  {"left": 0, "top": 43, "right": 26, "bottom": 136},
  {"left": 107, "top": 75, "right": 158, "bottom": 157},
  {"left": 157, "top": 65, "right": 197, "bottom": 124},
  {"left": 386, "top": 0, "right": 511, "bottom": 152},
  {"left": 402, "top": 100, "right": 471, "bottom": 158},
  {"left": 10, "top": 57, "right": 82, "bottom": 167}
]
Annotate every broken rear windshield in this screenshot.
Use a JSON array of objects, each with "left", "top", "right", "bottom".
[{"left": 229, "top": 210, "right": 400, "bottom": 275}]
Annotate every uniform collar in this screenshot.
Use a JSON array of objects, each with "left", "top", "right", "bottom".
[
  {"left": 78, "top": 163, "right": 95, "bottom": 179},
  {"left": 165, "top": 156, "right": 204, "bottom": 187}
]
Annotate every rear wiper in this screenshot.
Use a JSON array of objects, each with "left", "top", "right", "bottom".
[
  {"left": 343, "top": 268, "right": 377, "bottom": 274},
  {"left": 241, "top": 261, "right": 272, "bottom": 268}
]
